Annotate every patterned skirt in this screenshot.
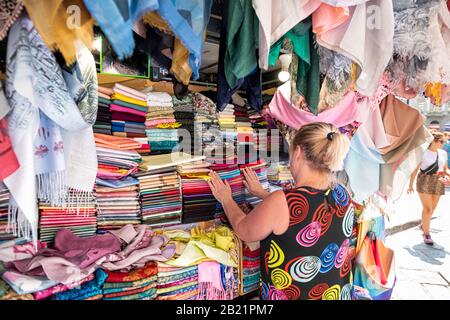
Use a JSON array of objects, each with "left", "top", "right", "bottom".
[{"left": 416, "top": 172, "right": 445, "bottom": 196}]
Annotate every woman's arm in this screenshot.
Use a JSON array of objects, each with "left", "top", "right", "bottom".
[
  {"left": 407, "top": 164, "right": 420, "bottom": 194},
  {"left": 208, "top": 171, "right": 288, "bottom": 242}
]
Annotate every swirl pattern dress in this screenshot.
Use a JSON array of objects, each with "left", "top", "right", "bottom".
[{"left": 260, "top": 185, "right": 355, "bottom": 300}]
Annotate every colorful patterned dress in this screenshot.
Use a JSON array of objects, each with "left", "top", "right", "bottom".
[{"left": 260, "top": 185, "right": 356, "bottom": 300}]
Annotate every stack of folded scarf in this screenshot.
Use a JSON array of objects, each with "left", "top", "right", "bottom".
[
  {"left": 156, "top": 263, "right": 199, "bottom": 300},
  {"left": 249, "top": 107, "right": 267, "bottom": 129},
  {"left": 94, "top": 86, "right": 113, "bottom": 135},
  {"left": 210, "top": 163, "right": 245, "bottom": 219},
  {"left": 95, "top": 177, "right": 141, "bottom": 233},
  {"left": 267, "top": 162, "right": 294, "bottom": 191},
  {"left": 218, "top": 104, "right": 236, "bottom": 130},
  {"left": 95, "top": 133, "right": 142, "bottom": 180},
  {"left": 110, "top": 84, "right": 148, "bottom": 141},
  {"left": 146, "top": 92, "right": 180, "bottom": 154},
  {"left": 0, "top": 183, "right": 14, "bottom": 242},
  {"left": 239, "top": 159, "right": 269, "bottom": 207},
  {"left": 172, "top": 95, "right": 195, "bottom": 154},
  {"left": 192, "top": 93, "right": 220, "bottom": 154},
  {"left": 235, "top": 105, "right": 257, "bottom": 164},
  {"left": 177, "top": 161, "right": 217, "bottom": 223},
  {"left": 50, "top": 269, "right": 108, "bottom": 300},
  {"left": 239, "top": 242, "right": 261, "bottom": 295},
  {"left": 133, "top": 167, "right": 183, "bottom": 228},
  {"left": 102, "top": 262, "right": 158, "bottom": 300},
  {"left": 38, "top": 191, "right": 97, "bottom": 244}
]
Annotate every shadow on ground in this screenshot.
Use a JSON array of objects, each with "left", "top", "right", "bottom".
[{"left": 404, "top": 243, "right": 450, "bottom": 266}]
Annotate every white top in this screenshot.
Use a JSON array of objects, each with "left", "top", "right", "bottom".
[{"left": 420, "top": 149, "right": 448, "bottom": 172}]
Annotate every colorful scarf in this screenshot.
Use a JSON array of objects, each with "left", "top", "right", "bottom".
[
  {"left": 104, "top": 261, "right": 158, "bottom": 283},
  {"left": 197, "top": 261, "right": 229, "bottom": 300},
  {"left": 53, "top": 269, "right": 108, "bottom": 300},
  {"left": 23, "top": 0, "right": 94, "bottom": 65},
  {"left": 0, "top": 0, "right": 24, "bottom": 40},
  {"left": 83, "top": 0, "right": 158, "bottom": 60},
  {"left": 4, "top": 18, "right": 97, "bottom": 244}
]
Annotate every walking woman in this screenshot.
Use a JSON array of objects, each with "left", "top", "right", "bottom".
[
  {"left": 408, "top": 132, "right": 450, "bottom": 245},
  {"left": 208, "top": 122, "right": 354, "bottom": 300}
]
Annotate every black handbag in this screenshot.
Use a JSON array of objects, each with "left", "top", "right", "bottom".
[{"left": 420, "top": 153, "right": 439, "bottom": 175}]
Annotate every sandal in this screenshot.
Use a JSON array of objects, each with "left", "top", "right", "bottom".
[{"left": 423, "top": 234, "right": 434, "bottom": 246}]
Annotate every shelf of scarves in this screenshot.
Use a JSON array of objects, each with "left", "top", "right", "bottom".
[
  {"left": 234, "top": 236, "right": 261, "bottom": 297},
  {"left": 97, "top": 75, "right": 216, "bottom": 95}
]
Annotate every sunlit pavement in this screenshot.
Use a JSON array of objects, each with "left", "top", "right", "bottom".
[{"left": 385, "top": 189, "right": 450, "bottom": 300}]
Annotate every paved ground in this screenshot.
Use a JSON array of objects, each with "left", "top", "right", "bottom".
[{"left": 385, "top": 188, "right": 450, "bottom": 300}]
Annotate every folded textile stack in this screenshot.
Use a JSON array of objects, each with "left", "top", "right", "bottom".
[
  {"left": 156, "top": 263, "right": 199, "bottom": 300},
  {"left": 95, "top": 177, "right": 141, "bottom": 233},
  {"left": 172, "top": 95, "right": 195, "bottom": 154},
  {"left": 102, "top": 262, "right": 158, "bottom": 300},
  {"left": 133, "top": 167, "right": 182, "bottom": 228},
  {"left": 239, "top": 242, "right": 261, "bottom": 295},
  {"left": 146, "top": 92, "right": 179, "bottom": 155},
  {"left": 52, "top": 269, "right": 108, "bottom": 300},
  {"left": 177, "top": 161, "right": 217, "bottom": 224},
  {"left": 267, "top": 162, "right": 294, "bottom": 191},
  {"left": 240, "top": 159, "right": 269, "bottom": 207},
  {"left": 38, "top": 192, "right": 97, "bottom": 244},
  {"left": 249, "top": 107, "right": 267, "bottom": 129},
  {"left": 94, "top": 86, "right": 113, "bottom": 135},
  {"left": 218, "top": 104, "right": 236, "bottom": 130},
  {"left": 0, "top": 184, "right": 14, "bottom": 242},
  {"left": 197, "top": 261, "right": 239, "bottom": 300},
  {"left": 234, "top": 105, "right": 255, "bottom": 163},
  {"left": 192, "top": 93, "right": 220, "bottom": 154},
  {"left": 95, "top": 133, "right": 142, "bottom": 180},
  {"left": 210, "top": 163, "right": 245, "bottom": 218},
  {"left": 110, "top": 83, "right": 148, "bottom": 140}
]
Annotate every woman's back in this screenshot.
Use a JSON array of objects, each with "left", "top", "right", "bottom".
[{"left": 260, "top": 184, "right": 355, "bottom": 300}]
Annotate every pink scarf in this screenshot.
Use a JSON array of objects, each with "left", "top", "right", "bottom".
[{"left": 197, "top": 261, "right": 229, "bottom": 300}]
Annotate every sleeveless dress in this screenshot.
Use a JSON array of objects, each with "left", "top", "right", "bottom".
[{"left": 260, "top": 184, "right": 355, "bottom": 300}]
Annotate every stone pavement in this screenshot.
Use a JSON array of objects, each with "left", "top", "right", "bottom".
[{"left": 385, "top": 200, "right": 450, "bottom": 300}]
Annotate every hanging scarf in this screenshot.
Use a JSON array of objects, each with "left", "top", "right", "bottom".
[
  {"left": 142, "top": 11, "right": 192, "bottom": 85},
  {"left": 4, "top": 17, "right": 96, "bottom": 244},
  {"left": 0, "top": 0, "right": 24, "bottom": 40},
  {"left": 83, "top": 0, "right": 158, "bottom": 60},
  {"left": 0, "top": 82, "right": 19, "bottom": 180},
  {"left": 23, "top": 0, "right": 95, "bottom": 65},
  {"left": 157, "top": 0, "right": 212, "bottom": 80},
  {"left": 197, "top": 261, "right": 229, "bottom": 300}
]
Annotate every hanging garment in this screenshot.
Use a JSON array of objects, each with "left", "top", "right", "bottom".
[
  {"left": 142, "top": 12, "right": 192, "bottom": 86},
  {"left": 197, "top": 261, "right": 230, "bottom": 300},
  {"left": 0, "top": 0, "right": 24, "bottom": 40},
  {"left": 312, "top": 3, "right": 349, "bottom": 35},
  {"left": 317, "top": 0, "right": 394, "bottom": 96},
  {"left": 353, "top": 235, "right": 396, "bottom": 300},
  {"left": 156, "top": 0, "right": 212, "bottom": 80},
  {"left": 0, "top": 82, "right": 19, "bottom": 181},
  {"left": 378, "top": 95, "right": 424, "bottom": 156},
  {"left": 83, "top": 0, "right": 158, "bottom": 60},
  {"left": 4, "top": 18, "right": 95, "bottom": 244},
  {"left": 216, "top": 0, "right": 262, "bottom": 112},
  {"left": 388, "top": 0, "right": 442, "bottom": 91},
  {"left": 267, "top": 81, "right": 367, "bottom": 130},
  {"left": 380, "top": 126, "right": 433, "bottom": 200},
  {"left": 269, "top": 19, "right": 320, "bottom": 115},
  {"left": 252, "top": 0, "right": 321, "bottom": 70},
  {"left": 23, "top": 0, "right": 95, "bottom": 65}
]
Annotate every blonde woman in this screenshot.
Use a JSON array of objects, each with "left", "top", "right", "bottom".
[
  {"left": 208, "top": 122, "right": 354, "bottom": 300},
  {"left": 408, "top": 132, "right": 449, "bottom": 245}
]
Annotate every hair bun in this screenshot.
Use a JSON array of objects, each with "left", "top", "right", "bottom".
[{"left": 326, "top": 132, "right": 335, "bottom": 141}]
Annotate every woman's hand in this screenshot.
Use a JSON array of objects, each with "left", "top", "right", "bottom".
[
  {"left": 439, "top": 175, "right": 450, "bottom": 187},
  {"left": 207, "top": 171, "right": 233, "bottom": 205},
  {"left": 242, "top": 167, "right": 270, "bottom": 199},
  {"left": 407, "top": 185, "right": 415, "bottom": 194}
]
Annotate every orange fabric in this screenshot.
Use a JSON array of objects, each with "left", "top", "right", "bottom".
[
  {"left": 94, "top": 133, "right": 142, "bottom": 150},
  {"left": 312, "top": 3, "right": 350, "bottom": 35}
]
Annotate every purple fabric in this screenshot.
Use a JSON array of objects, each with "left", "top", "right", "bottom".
[{"left": 111, "top": 112, "right": 146, "bottom": 122}]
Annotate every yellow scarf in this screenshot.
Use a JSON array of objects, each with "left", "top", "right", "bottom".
[
  {"left": 24, "top": 0, "right": 94, "bottom": 65},
  {"left": 142, "top": 12, "right": 192, "bottom": 85},
  {"left": 111, "top": 93, "right": 148, "bottom": 107}
]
